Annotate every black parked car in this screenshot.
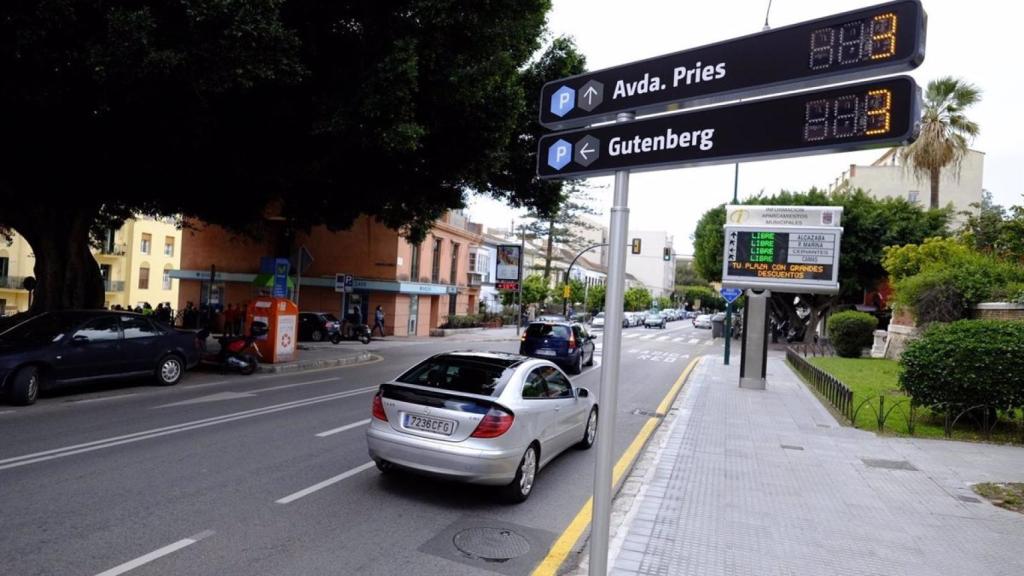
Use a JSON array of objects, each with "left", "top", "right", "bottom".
[
  {"left": 298, "top": 312, "right": 341, "bottom": 342},
  {"left": 0, "top": 311, "right": 201, "bottom": 406},
  {"left": 519, "top": 321, "right": 597, "bottom": 374}
]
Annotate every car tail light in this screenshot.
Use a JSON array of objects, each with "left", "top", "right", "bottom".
[
  {"left": 471, "top": 407, "right": 514, "bottom": 438},
  {"left": 371, "top": 392, "right": 388, "bottom": 422},
  {"left": 568, "top": 332, "right": 577, "bottom": 351}
]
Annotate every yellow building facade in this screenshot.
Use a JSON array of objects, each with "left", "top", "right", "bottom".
[{"left": 0, "top": 216, "right": 182, "bottom": 316}]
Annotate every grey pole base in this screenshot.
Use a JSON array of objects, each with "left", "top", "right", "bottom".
[{"left": 738, "top": 289, "right": 770, "bottom": 390}]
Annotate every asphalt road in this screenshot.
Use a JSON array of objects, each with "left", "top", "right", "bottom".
[{"left": 0, "top": 322, "right": 721, "bottom": 576}]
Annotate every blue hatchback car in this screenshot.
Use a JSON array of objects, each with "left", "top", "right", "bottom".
[{"left": 519, "top": 321, "right": 596, "bottom": 374}]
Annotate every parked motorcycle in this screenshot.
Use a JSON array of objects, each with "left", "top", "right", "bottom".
[
  {"left": 330, "top": 323, "right": 372, "bottom": 345},
  {"left": 196, "top": 321, "right": 267, "bottom": 375}
]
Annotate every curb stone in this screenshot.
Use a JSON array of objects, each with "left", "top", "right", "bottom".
[{"left": 256, "top": 352, "right": 377, "bottom": 374}]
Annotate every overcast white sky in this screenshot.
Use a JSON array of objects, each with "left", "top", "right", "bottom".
[{"left": 466, "top": 0, "right": 1023, "bottom": 254}]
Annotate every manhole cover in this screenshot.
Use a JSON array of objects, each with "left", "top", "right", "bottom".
[
  {"left": 861, "top": 458, "right": 918, "bottom": 471},
  {"left": 453, "top": 528, "right": 531, "bottom": 563}
]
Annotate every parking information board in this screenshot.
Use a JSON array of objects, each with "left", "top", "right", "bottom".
[
  {"left": 539, "top": 0, "right": 925, "bottom": 129},
  {"left": 538, "top": 76, "right": 919, "bottom": 179},
  {"left": 722, "top": 226, "right": 842, "bottom": 293}
]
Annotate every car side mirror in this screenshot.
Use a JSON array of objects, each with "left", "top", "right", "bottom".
[
  {"left": 576, "top": 388, "right": 589, "bottom": 399},
  {"left": 71, "top": 335, "right": 90, "bottom": 345}
]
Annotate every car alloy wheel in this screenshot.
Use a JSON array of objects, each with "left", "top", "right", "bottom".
[
  {"left": 579, "top": 408, "right": 598, "bottom": 449},
  {"left": 156, "top": 355, "right": 183, "bottom": 386},
  {"left": 519, "top": 447, "right": 537, "bottom": 496},
  {"left": 311, "top": 329, "right": 323, "bottom": 342}
]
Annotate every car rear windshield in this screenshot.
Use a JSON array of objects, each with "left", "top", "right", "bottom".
[
  {"left": 321, "top": 313, "right": 339, "bottom": 322},
  {"left": 525, "top": 324, "right": 571, "bottom": 339},
  {"left": 396, "top": 357, "right": 513, "bottom": 397}
]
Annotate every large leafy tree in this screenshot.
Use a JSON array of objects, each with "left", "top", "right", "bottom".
[
  {"left": 0, "top": 0, "right": 551, "bottom": 313},
  {"left": 959, "top": 192, "right": 1024, "bottom": 263},
  {"left": 900, "top": 76, "right": 982, "bottom": 210},
  {"left": 525, "top": 182, "right": 601, "bottom": 280},
  {"left": 691, "top": 188, "right": 950, "bottom": 341}
]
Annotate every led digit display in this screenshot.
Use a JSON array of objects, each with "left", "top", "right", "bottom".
[
  {"left": 539, "top": 0, "right": 925, "bottom": 130},
  {"left": 803, "top": 88, "right": 894, "bottom": 142},
  {"left": 810, "top": 12, "right": 899, "bottom": 70}
]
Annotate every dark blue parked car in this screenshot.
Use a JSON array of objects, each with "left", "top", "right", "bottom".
[
  {"left": 0, "top": 310, "right": 201, "bottom": 406},
  {"left": 519, "top": 321, "right": 596, "bottom": 375}
]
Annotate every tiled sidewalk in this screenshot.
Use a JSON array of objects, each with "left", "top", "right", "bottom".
[{"left": 608, "top": 353, "right": 1024, "bottom": 576}]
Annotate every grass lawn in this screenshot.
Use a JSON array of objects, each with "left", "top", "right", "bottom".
[
  {"left": 803, "top": 356, "right": 1022, "bottom": 442},
  {"left": 806, "top": 356, "right": 946, "bottom": 437}
]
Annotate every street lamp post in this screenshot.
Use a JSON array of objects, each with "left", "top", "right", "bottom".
[{"left": 562, "top": 243, "right": 609, "bottom": 318}]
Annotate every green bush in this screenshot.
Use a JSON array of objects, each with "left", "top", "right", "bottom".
[
  {"left": 827, "top": 311, "right": 878, "bottom": 358},
  {"left": 442, "top": 314, "right": 481, "bottom": 329},
  {"left": 900, "top": 320, "right": 1024, "bottom": 410}
]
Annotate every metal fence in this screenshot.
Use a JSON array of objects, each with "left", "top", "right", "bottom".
[{"left": 786, "top": 347, "right": 853, "bottom": 421}]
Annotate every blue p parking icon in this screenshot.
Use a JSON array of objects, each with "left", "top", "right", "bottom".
[
  {"left": 547, "top": 139, "right": 572, "bottom": 171},
  {"left": 550, "top": 86, "right": 575, "bottom": 118}
]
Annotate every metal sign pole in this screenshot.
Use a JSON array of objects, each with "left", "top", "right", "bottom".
[
  {"left": 590, "top": 111, "right": 633, "bottom": 576},
  {"left": 517, "top": 225, "right": 525, "bottom": 335}
]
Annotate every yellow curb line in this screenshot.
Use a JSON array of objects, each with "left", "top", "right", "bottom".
[{"left": 531, "top": 355, "right": 702, "bottom": 576}]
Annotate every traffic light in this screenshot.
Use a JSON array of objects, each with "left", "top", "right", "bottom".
[
  {"left": 631, "top": 238, "right": 641, "bottom": 254},
  {"left": 663, "top": 247, "right": 672, "bottom": 261}
]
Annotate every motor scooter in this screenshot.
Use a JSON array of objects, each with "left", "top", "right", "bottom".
[
  {"left": 329, "top": 322, "right": 371, "bottom": 345},
  {"left": 196, "top": 321, "right": 267, "bottom": 375}
]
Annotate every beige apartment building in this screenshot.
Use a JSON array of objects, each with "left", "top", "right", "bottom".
[{"left": 0, "top": 216, "right": 182, "bottom": 316}]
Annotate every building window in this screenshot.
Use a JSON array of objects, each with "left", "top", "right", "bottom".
[
  {"left": 431, "top": 237, "right": 443, "bottom": 284},
  {"left": 410, "top": 242, "right": 421, "bottom": 281},
  {"left": 468, "top": 252, "right": 477, "bottom": 273},
  {"left": 162, "top": 269, "right": 172, "bottom": 290},
  {"left": 0, "top": 256, "right": 8, "bottom": 279},
  {"left": 140, "top": 233, "right": 152, "bottom": 254},
  {"left": 907, "top": 190, "right": 919, "bottom": 203},
  {"left": 138, "top": 266, "right": 150, "bottom": 290},
  {"left": 449, "top": 242, "right": 460, "bottom": 284},
  {"left": 449, "top": 293, "right": 457, "bottom": 316},
  {"left": 103, "top": 229, "right": 116, "bottom": 254},
  {"left": 478, "top": 253, "right": 490, "bottom": 283},
  {"left": 164, "top": 237, "right": 175, "bottom": 257}
]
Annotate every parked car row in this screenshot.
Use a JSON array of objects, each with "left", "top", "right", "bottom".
[
  {"left": 0, "top": 310, "right": 202, "bottom": 405},
  {"left": 588, "top": 308, "right": 695, "bottom": 330}
]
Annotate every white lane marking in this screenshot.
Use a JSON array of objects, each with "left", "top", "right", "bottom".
[
  {"left": 0, "top": 410, "right": 16, "bottom": 415},
  {"left": 276, "top": 462, "right": 376, "bottom": 504},
  {"left": 640, "top": 334, "right": 656, "bottom": 340},
  {"left": 672, "top": 337, "right": 684, "bottom": 342},
  {"left": 0, "top": 386, "right": 377, "bottom": 471},
  {"left": 94, "top": 530, "right": 214, "bottom": 576},
  {"left": 704, "top": 340, "right": 713, "bottom": 346},
  {"left": 64, "top": 393, "right": 138, "bottom": 404},
  {"left": 623, "top": 333, "right": 640, "bottom": 339},
  {"left": 155, "top": 391, "right": 256, "bottom": 409},
  {"left": 316, "top": 419, "right": 371, "bottom": 438},
  {"left": 656, "top": 336, "right": 670, "bottom": 341},
  {"left": 688, "top": 338, "right": 699, "bottom": 344},
  {"left": 258, "top": 377, "right": 339, "bottom": 393},
  {"left": 181, "top": 379, "right": 232, "bottom": 390}
]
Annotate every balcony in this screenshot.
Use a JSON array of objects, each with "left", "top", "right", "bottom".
[
  {"left": 0, "top": 276, "right": 28, "bottom": 290},
  {"left": 104, "top": 280, "right": 126, "bottom": 292},
  {"left": 98, "top": 243, "right": 128, "bottom": 257},
  {"left": 467, "top": 271, "right": 483, "bottom": 287}
]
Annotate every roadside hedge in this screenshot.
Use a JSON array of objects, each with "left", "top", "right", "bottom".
[
  {"left": 827, "top": 311, "right": 877, "bottom": 358},
  {"left": 900, "top": 320, "right": 1024, "bottom": 410}
]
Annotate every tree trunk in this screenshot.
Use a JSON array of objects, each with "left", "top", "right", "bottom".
[
  {"left": 929, "top": 167, "right": 941, "bottom": 210},
  {"left": 543, "top": 219, "right": 554, "bottom": 280},
  {"left": 13, "top": 206, "right": 105, "bottom": 314}
]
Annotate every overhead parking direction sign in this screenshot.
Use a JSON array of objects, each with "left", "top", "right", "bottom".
[
  {"left": 538, "top": 76, "right": 920, "bottom": 179},
  {"left": 539, "top": 0, "right": 925, "bottom": 129}
]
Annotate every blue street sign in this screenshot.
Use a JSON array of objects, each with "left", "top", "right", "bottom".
[
  {"left": 721, "top": 287, "right": 742, "bottom": 304},
  {"left": 550, "top": 85, "right": 575, "bottom": 117},
  {"left": 547, "top": 139, "right": 572, "bottom": 170},
  {"left": 272, "top": 259, "right": 290, "bottom": 298}
]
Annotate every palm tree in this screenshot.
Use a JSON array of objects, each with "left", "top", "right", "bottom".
[{"left": 900, "top": 77, "right": 982, "bottom": 210}]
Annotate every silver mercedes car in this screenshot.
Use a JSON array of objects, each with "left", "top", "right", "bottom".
[{"left": 366, "top": 351, "right": 598, "bottom": 502}]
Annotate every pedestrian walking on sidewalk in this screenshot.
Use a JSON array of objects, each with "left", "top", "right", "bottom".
[{"left": 373, "top": 305, "right": 386, "bottom": 337}]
